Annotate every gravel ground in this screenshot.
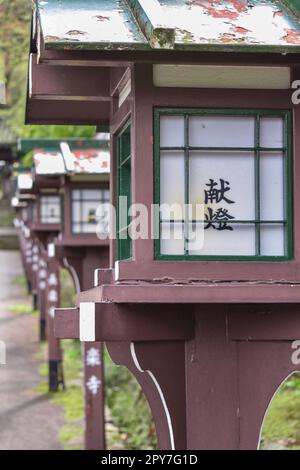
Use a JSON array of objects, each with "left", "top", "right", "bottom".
[{"left": 0, "top": 250, "right": 63, "bottom": 450}]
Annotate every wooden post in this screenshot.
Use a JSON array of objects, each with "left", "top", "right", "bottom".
[
  {"left": 36, "top": 245, "right": 47, "bottom": 340},
  {"left": 31, "top": 240, "right": 40, "bottom": 324},
  {"left": 83, "top": 341, "right": 105, "bottom": 450},
  {"left": 63, "top": 248, "right": 106, "bottom": 450},
  {"left": 45, "top": 254, "right": 64, "bottom": 392}
]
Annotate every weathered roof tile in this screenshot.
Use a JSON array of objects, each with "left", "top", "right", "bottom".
[{"left": 36, "top": 0, "right": 300, "bottom": 52}]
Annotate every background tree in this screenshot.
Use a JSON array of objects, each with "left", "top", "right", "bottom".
[{"left": 0, "top": 0, "right": 95, "bottom": 141}]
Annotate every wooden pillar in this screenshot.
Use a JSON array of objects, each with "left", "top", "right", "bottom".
[
  {"left": 83, "top": 341, "right": 105, "bottom": 450},
  {"left": 24, "top": 235, "right": 34, "bottom": 295},
  {"left": 31, "top": 240, "right": 40, "bottom": 323},
  {"left": 45, "top": 255, "right": 64, "bottom": 392},
  {"left": 36, "top": 246, "right": 47, "bottom": 341},
  {"left": 81, "top": 249, "right": 106, "bottom": 451},
  {"left": 63, "top": 248, "right": 107, "bottom": 450}
]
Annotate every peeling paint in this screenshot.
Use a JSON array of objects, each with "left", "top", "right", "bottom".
[
  {"left": 273, "top": 9, "right": 284, "bottom": 16},
  {"left": 282, "top": 27, "right": 300, "bottom": 43},
  {"left": 37, "top": 0, "right": 300, "bottom": 51},
  {"left": 94, "top": 15, "right": 110, "bottom": 22},
  {"left": 159, "top": 0, "right": 300, "bottom": 48},
  {"left": 37, "top": 0, "right": 148, "bottom": 48},
  {"left": 66, "top": 30, "right": 87, "bottom": 36},
  {"left": 232, "top": 26, "right": 251, "bottom": 34},
  {"left": 186, "top": 0, "right": 248, "bottom": 20}
]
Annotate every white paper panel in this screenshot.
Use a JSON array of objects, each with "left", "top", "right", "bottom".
[
  {"left": 190, "top": 224, "right": 256, "bottom": 256},
  {"left": 72, "top": 223, "right": 97, "bottom": 234},
  {"left": 72, "top": 190, "right": 80, "bottom": 200},
  {"left": 260, "top": 152, "right": 284, "bottom": 221},
  {"left": 81, "top": 201, "right": 98, "bottom": 223},
  {"left": 260, "top": 117, "right": 284, "bottom": 148},
  {"left": 160, "top": 222, "right": 184, "bottom": 255},
  {"left": 160, "top": 116, "right": 185, "bottom": 147},
  {"left": 189, "top": 116, "right": 255, "bottom": 148},
  {"left": 103, "top": 190, "right": 110, "bottom": 201},
  {"left": 72, "top": 201, "right": 81, "bottom": 223},
  {"left": 187, "top": 222, "right": 205, "bottom": 253},
  {"left": 260, "top": 224, "right": 285, "bottom": 256},
  {"left": 72, "top": 224, "right": 80, "bottom": 234},
  {"left": 40, "top": 196, "right": 61, "bottom": 223},
  {"left": 81, "top": 189, "right": 103, "bottom": 201},
  {"left": 160, "top": 151, "right": 185, "bottom": 220},
  {"left": 81, "top": 224, "right": 97, "bottom": 234},
  {"left": 189, "top": 151, "right": 255, "bottom": 221}
]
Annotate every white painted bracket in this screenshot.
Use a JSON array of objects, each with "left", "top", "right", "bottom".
[
  {"left": 47, "top": 242, "right": 55, "bottom": 258},
  {"left": 80, "top": 302, "right": 96, "bottom": 342}
]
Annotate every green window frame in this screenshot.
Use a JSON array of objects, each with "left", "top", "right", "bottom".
[
  {"left": 117, "top": 123, "right": 132, "bottom": 260},
  {"left": 154, "top": 108, "right": 293, "bottom": 261}
]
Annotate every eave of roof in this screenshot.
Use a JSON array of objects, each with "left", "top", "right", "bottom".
[{"left": 36, "top": 0, "right": 300, "bottom": 54}]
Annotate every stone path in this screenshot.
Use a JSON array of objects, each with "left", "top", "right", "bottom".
[
  {"left": 0, "top": 250, "right": 63, "bottom": 450},
  {"left": 0, "top": 227, "right": 17, "bottom": 236}
]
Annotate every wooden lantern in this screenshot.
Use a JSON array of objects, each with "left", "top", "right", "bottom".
[{"left": 28, "top": 0, "right": 300, "bottom": 450}]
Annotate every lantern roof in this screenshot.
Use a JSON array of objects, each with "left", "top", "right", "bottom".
[
  {"left": 19, "top": 138, "right": 110, "bottom": 176},
  {"left": 35, "top": 0, "right": 300, "bottom": 53}
]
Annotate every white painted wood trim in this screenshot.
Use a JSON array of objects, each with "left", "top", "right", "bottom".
[
  {"left": 118, "top": 79, "right": 131, "bottom": 108},
  {"left": 130, "top": 342, "right": 175, "bottom": 450},
  {"left": 153, "top": 64, "right": 291, "bottom": 89},
  {"left": 47, "top": 243, "right": 55, "bottom": 258},
  {"left": 80, "top": 302, "right": 96, "bottom": 342}
]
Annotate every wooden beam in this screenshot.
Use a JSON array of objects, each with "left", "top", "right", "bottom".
[
  {"left": 37, "top": 49, "right": 300, "bottom": 68},
  {"left": 55, "top": 308, "right": 79, "bottom": 339},
  {"left": 54, "top": 303, "right": 194, "bottom": 341},
  {"left": 25, "top": 95, "right": 109, "bottom": 127},
  {"left": 29, "top": 54, "right": 110, "bottom": 101},
  {"left": 77, "top": 282, "right": 300, "bottom": 304},
  {"left": 229, "top": 306, "right": 300, "bottom": 340}
]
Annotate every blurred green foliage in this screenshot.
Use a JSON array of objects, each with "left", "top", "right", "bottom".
[
  {"left": 0, "top": 0, "right": 95, "bottom": 142},
  {"left": 261, "top": 373, "right": 300, "bottom": 450},
  {"left": 105, "top": 348, "right": 157, "bottom": 450}
]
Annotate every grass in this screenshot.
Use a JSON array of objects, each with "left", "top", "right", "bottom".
[
  {"left": 0, "top": 193, "right": 18, "bottom": 249},
  {"left": 0, "top": 236, "right": 19, "bottom": 250},
  {"left": 60, "top": 269, "right": 76, "bottom": 308},
  {"left": 36, "top": 338, "right": 85, "bottom": 450},
  {"left": 8, "top": 303, "right": 37, "bottom": 316},
  {"left": 0, "top": 197, "right": 15, "bottom": 228},
  {"left": 105, "top": 348, "right": 157, "bottom": 450},
  {"left": 14, "top": 274, "right": 27, "bottom": 289},
  {"left": 260, "top": 374, "right": 300, "bottom": 450}
]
